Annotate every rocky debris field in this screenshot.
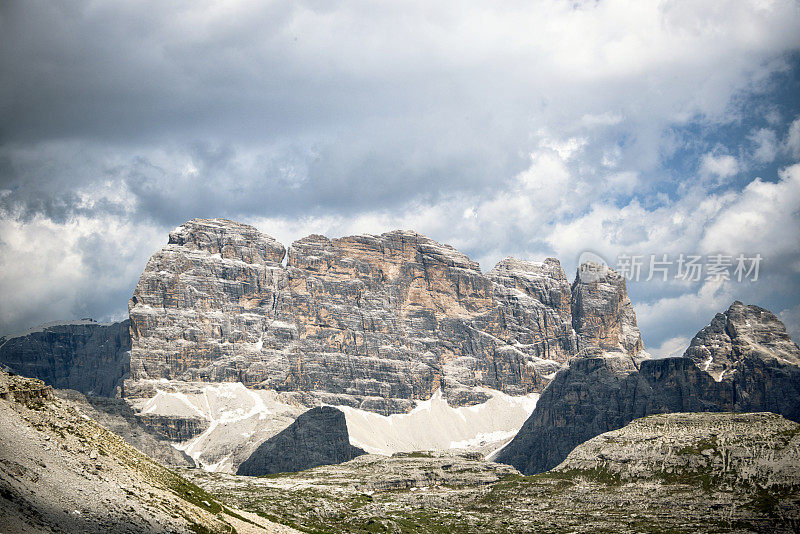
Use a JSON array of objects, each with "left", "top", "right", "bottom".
[
  {"left": 54, "top": 389, "right": 195, "bottom": 467},
  {"left": 556, "top": 411, "right": 800, "bottom": 488},
  {"left": 183, "top": 412, "right": 800, "bottom": 534},
  {"left": 0, "top": 370, "right": 296, "bottom": 533},
  {"left": 182, "top": 450, "right": 519, "bottom": 533}
]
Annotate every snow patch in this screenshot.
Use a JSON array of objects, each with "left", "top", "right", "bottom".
[
  {"left": 136, "top": 382, "right": 301, "bottom": 472},
  {"left": 339, "top": 388, "right": 538, "bottom": 456}
]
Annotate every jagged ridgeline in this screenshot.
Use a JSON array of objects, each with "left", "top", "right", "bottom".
[
  {"left": 125, "top": 218, "right": 645, "bottom": 413},
  {"left": 0, "top": 320, "right": 130, "bottom": 397},
  {"left": 497, "top": 301, "right": 800, "bottom": 474}
]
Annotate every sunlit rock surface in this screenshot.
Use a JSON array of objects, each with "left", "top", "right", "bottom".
[
  {"left": 571, "top": 262, "right": 645, "bottom": 357},
  {"left": 684, "top": 300, "right": 800, "bottom": 381},
  {"left": 128, "top": 219, "right": 641, "bottom": 414}
]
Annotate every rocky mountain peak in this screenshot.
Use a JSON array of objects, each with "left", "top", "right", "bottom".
[
  {"left": 570, "top": 261, "right": 645, "bottom": 357},
  {"left": 684, "top": 300, "right": 800, "bottom": 381},
  {"left": 497, "top": 300, "right": 800, "bottom": 475},
  {"left": 168, "top": 218, "right": 286, "bottom": 264},
  {"left": 487, "top": 257, "right": 571, "bottom": 316}
]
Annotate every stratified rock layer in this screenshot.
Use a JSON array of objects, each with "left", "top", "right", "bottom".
[
  {"left": 571, "top": 262, "right": 644, "bottom": 356},
  {"left": 496, "top": 301, "right": 800, "bottom": 474},
  {"left": 236, "top": 406, "right": 365, "bottom": 475},
  {"left": 684, "top": 300, "right": 800, "bottom": 380},
  {"left": 129, "top": 219, "right": 642, "bottom": 413},
  {"left": 0, "top": 320, "right": 130, "bottom": 397},
  {"left": 134, "top": 413, "right": 209, "bottom": 442}
]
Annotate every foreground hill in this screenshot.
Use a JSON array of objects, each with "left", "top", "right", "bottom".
[
  {"left": 0, "top": 370, "right": 294, "bottom": 533},
  {"left": 185, "top": 411, "right": 800, "bottom": 533}
]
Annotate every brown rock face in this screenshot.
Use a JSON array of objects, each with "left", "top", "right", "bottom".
[
  {"left": 128, "top": 219, "right": 638, "bottom": 413},
  {"left": 571, "top": 262, "right": 645, "bottom": 357}
]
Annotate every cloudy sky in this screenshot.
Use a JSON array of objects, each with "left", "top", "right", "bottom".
[{"left": 1, "top": 0, "right": 800, "bottom": 355}]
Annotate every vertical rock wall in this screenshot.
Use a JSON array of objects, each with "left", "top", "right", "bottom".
[{"left": 127, "top": 219, "right": 644, "bottom": 414}]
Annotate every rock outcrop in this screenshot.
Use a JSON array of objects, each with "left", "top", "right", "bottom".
[
  {"left": 128, "top": 219, "right": 640, "bottom": 414},
  {"left": 554, "top": 411, "right": 800, "bottom": 488},
  {"left": 496, "top": 301, "right": 800, "bottom": 474},
  {"left": 571, "top": 262, "right": 644, "bottom": 357},
  {"left": 55, "top": 389, "right": 195, "bottom": 467},
  {"left": 0, "top": 319, "right": 130, "bottom": 397},
  {"left": 684, "top": 300, "right": 800, "bottom": 380},
  {"left": 236, "top": 406, "right": 365, "bottom": 475}
]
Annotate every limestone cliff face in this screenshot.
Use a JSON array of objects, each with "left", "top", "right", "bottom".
[
  {"left": 134, "top": 414, "right": 209, "bottom": 442},
  {"left": 128, "top": 219, "right": 288, "bottom": 388},
  {"left": 0, "top": 320, "right": 130, "bottom": 397},
  {"left": 571, "top": 262, "right": 644, "bottom": 357},
  {"left": 127, "top": 219, "right": 641, "bottom": 414},
  {"left": 496, "top": 301, "right": 800, "bottom": 475},
  {"left": 482, "top": 257, "right": 577, "bottom": 361},
  {"left": 684, "top": 300, "right": 800, "bottom": 380}
]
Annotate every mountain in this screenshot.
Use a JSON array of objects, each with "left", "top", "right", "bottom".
[
  {"left": 0, "top": 218, "right": 650, "bottom": 473},
  {"left": 0, "top": 319, "right": 130, "bottom": 397},
  {"left": 0, "top": 369, "right": 293, "bottom": 533},
  {"left": 237, "top": 406, "right": 366, "bottom": 476},
  {"left": 126, "top": 218, "right": 644, "bottom": 414},
  {"left": 496, "top": 301, "right": 800, "bottom": 474}
]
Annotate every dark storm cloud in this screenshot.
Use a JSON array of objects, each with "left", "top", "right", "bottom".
[{"left": 0, "top": 0, "right": 538, "bottom": 226}]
